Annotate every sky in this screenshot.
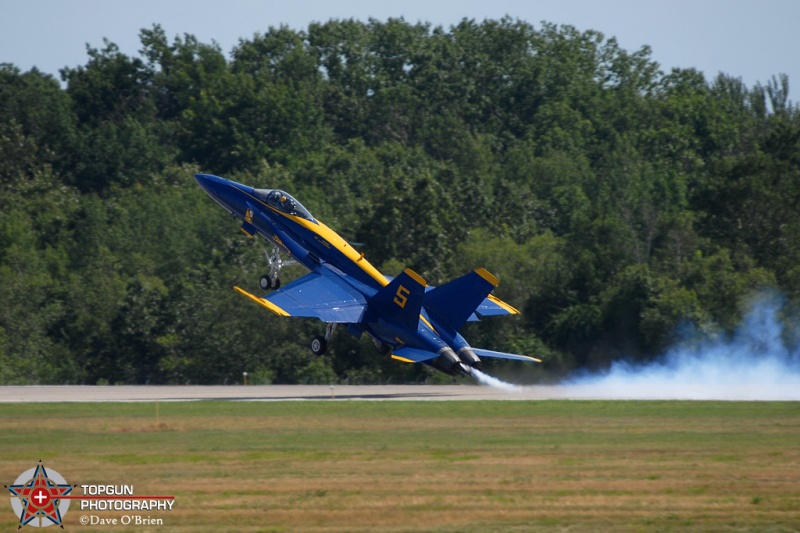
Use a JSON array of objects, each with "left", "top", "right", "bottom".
[{"left": 1, "top": 0, "right": 799, "bottom": 101}]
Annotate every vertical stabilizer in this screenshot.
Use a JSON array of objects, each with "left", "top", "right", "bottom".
[
  {"left": 424, "top": 268, "right": 500, "bottom": 330},
  {"left": 368, "top": 268, "right": 427, "bottom": 330}
]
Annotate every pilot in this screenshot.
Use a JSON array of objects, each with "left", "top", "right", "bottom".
[{"left": 279, "top": 194, "right": 295, "bottom": 214}]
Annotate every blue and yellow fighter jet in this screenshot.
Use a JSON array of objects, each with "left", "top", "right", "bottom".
[{"left": 196, "top": 174, "right": 540, "bottom": 376}]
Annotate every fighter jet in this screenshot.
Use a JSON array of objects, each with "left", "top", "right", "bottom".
[{"left": 196, "top": 174, "right": 540, "bottom": 376}]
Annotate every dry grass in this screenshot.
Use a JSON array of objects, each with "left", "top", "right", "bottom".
[{"left": 1, "top": 400, "right": 798, "bottom": 532}]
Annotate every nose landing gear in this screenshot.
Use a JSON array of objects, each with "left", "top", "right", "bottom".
[{"left": 260, "top": 245, "right": 283, "bottom": 290}]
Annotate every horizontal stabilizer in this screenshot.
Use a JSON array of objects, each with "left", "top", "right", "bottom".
[
  {"left": 475, "top": 294, "right": 520, "bottom": 317},
  {"left": 472, "top": 348, "right": 541, "bottom": 363},
  {"left": 392, "top": 347, "right": 438, "bottom": 363}
]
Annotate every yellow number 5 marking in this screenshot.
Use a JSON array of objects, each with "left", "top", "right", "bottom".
[{"left": 393, "top": 285, "right": 410, "bottom": 308}]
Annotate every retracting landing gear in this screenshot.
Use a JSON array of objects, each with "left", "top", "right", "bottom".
[
  {"left": 311, "top": 323, "right": 337, "bottom": 355},
  {"left": 259, "top": 245, "right": 282, "bottom": 290},
  {"left": 372, "top": 338, "right": 392, "bottom": 356}
]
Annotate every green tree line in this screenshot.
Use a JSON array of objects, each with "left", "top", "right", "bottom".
[{"left": 1, "top": 18, "right": 798, "bottom": 384}]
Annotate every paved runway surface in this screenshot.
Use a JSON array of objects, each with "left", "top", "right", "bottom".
[
  {"left": 0, "top": 385, "right": 541, "bottom": 402},
  {"left": 2, "top": 383, "right": 798, "bottom": 402}
]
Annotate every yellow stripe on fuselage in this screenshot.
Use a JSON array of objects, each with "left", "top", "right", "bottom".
[
  {"left": 242, "top": 189, "right": 390, "bottom": 288},
  {"left": 294, "top": 216, "right": 390, "bottom": 287}
]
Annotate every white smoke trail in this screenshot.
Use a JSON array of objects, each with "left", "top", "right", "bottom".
[
  {"left": 472, "top": 368, "right": 524, "bottom": 392},
  {"left": 566, "top": 293, "right": 800, "bottom": 400}
]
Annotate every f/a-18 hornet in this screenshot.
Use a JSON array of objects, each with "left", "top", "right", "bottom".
[{"left": 196, "top": 174, "right": 540, "bottom": 377}]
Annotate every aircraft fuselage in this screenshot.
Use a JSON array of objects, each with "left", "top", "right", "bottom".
[{"left": 196, "top": 173, "right": 536, "bottom": 376}]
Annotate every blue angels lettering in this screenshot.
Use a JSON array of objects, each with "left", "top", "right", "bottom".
[{"left": 195, "top": 174, "right": 540, "bottom": 377}]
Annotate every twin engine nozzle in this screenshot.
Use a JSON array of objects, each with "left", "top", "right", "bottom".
[{"left": 433, "top": 347, "right": 483, "bottom": 376}]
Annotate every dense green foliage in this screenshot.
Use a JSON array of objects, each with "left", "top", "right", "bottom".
[{"left": 1, "top": 19, "right": 798, "bottom": 384}]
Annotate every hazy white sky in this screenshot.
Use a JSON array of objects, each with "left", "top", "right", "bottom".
[{"left": 2, "top": 0, "right": 798, "bottom": 100}]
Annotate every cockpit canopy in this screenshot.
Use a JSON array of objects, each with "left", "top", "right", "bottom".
[{"left": 254, "top": 189, "right": 316, "bottom": 222}]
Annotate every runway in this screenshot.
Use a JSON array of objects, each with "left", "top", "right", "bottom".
[
  {"left": 1, "top": 383, "right": 798, "bottom": 402},
  {"left": 0, "top": 384, "right": 535, "bottom": 402}
]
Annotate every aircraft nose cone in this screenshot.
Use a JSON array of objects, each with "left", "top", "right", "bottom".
[
  {"left": 195, "top": 173, "right": 220, "bottom": 193},
  {"left": 195, "top": 174, "right": 237, "bottom": 202},
  {"left": 195, "top": 173, "right": 237, "bottom": 211}
]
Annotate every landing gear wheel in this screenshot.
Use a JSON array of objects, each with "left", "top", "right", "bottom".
[
  {"left": 259, "top": 275, "right": 281, "bottom": 291},
  {"left": 375, "top": 342, "right": 391, "bottom": 356},
  {"left": 311, "top": 336, "right": 328, "bottom": 355},
  {"left": 260, "top": 244, "right": 285, "bottom": 291}
]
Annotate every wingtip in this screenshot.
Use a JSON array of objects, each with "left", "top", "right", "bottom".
[{"left": 233, "top": 285, "right": 291, "bottom": 317}]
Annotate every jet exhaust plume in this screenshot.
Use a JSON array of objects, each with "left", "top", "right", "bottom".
[
  {"left": 566, "top": 293, "right": 800, "bottom": 400},
  {"left": 462, "top": 293, "right": 799, "bottom": 400},
  {"left": 472, "top": 368, "right": 524, "bottom": 392}
]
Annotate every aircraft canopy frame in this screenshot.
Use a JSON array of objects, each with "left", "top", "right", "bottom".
[{"left": 255, "top": 188, "right": 316, "bottom": 222}]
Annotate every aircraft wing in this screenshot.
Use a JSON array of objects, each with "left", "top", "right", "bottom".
[{"left": 234, "top": 271, "right": 366, "bottom": 323}]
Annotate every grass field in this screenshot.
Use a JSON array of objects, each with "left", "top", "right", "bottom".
[{"left": 2, "top": 400, "right": 799, "bottom": 532}]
